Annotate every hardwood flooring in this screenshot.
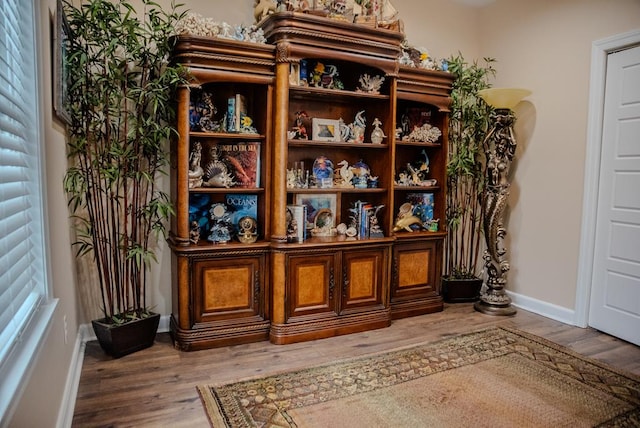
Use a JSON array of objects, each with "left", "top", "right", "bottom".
[{"left": 72, "top": 303, "right": 640, "bottom": 427}]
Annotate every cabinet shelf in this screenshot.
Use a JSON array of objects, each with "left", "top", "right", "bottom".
[
  {"left": 287, "top": 187, "right": 386, "bottom": 194},
  {"left": 394, "top": 185, "right": 441, "bottom": 192},
  {"left": 289, "top": 85, "right": 390, "bottom": 102},
  {"left": 170, "top": 239, "right": 271, "bottom": 254},
  {"left": 288, "top": 140, "right": 388, "bottom": 149},
  {"left": 190, "top": 131, "right": 265, "bottom": 140},
  {"left": 189, "top": 187, "right": 265, "bottom": 194},
  {"left": 396, "top": 141, "right": 442, "bottom": 148},
  {"left": 393, "top": 230, "right": 447, "bottom": 240},
  {"left": 279, "top": 235, "right": 394, "bottom": 248}
]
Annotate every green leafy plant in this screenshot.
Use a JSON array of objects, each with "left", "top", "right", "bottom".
[
  {"left": 444, "top": 54, "right": 496, "bottom": 279},
  {"left": 62, "top": 0, "right": 187, "bottom": 324}
]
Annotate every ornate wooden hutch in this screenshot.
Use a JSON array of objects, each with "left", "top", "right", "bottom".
[{"left": 168, "top": 12, "right": 453, "bottom": 350}]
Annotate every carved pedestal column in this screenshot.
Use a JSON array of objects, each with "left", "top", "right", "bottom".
[{"left": 473, "top": 88, "right": 530, "bottom": 316}]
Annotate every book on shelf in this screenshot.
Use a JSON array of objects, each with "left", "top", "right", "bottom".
[
  {"left": 286, "top": 204, "right": 307, "bottom": 243},
  {"left": 406, "top": 192, "right": 434, "bottom": 223},
  {"left": 218, "top": 142, "right": 261, "bottom": 188},
  {"left": 225, "top": 193, "right": 258, "bottom": 235},
  {"left": 226, "top": 93, "right": 247, "bottom": 132}
]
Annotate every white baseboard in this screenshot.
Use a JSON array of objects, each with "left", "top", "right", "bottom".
[
  {"left": 56, "top": 332, "right": 85, "bottom": 428},
  {"left": 57, "top": 315, "right": 172, "bottom": 428},
  {"left": 508, "top": 291, "right": 576, "bottom": 326}
]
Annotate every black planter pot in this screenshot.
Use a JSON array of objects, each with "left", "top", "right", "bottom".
[
  {"left": 91, "top": 312, "right": 160, "bottom": 358},
  {"left": 442, "top": 277, "right": 483, "bottom": 303}
]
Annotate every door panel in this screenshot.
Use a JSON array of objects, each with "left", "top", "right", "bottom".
[
  {"left": 193, "top": 256, "right": 264, "bottom": 323},
  {"left": 287, "top": 252, "right": 338, "bottom": 319},
  {"left": 341, "top": 248, "right": 387, "bottom": 312},
  {"left": 589, "top": 45, "right": 640, "bottom": 346}
]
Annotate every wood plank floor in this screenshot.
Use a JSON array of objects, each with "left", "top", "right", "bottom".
[{"left": 72, "top": 303, "right": 640, "bottom": 427}]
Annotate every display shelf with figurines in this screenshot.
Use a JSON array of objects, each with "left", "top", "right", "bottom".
[
  {"left": 169, "top": 35, "right": 274, "bottom": 351},
  {"left": 260, "top": 11, "right": 403, "bottom": 345},
  {"left": 170, "top": 12, "right": 453, "bottom": 349},
  {"left": 388, "top": 65, "right": 454, "bottom": 320}
]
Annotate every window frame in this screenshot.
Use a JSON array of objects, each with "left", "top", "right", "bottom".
[{"left": 0, "top": 0, "right": 58, "bottom": 424}]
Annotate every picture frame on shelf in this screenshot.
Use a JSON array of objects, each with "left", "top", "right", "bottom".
[
  {"left": 294, "top": 193, "right": 337, "bottom": 231},
  {"left": 53, "top": 0, "right": 71, "bottom": 125},
  {"left": 312, "top": 118, "right": 341, "bottom": 142}
]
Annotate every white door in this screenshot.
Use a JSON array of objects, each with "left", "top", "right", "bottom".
[{"left": 589, "top": 45, "right": 640, "bottom": 346}]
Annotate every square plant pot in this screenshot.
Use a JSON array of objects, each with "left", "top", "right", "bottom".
[{"left": 92, "top": 312, "right": 160, "bottom": 358}]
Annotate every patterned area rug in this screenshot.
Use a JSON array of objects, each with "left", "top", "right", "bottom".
[{"left": 197, "top": 327, "right": 640, "bottom": 427}]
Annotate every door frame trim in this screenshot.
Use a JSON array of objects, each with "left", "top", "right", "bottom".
[{"left": 575, "top": 29, "right": 640, "bottom": 327}]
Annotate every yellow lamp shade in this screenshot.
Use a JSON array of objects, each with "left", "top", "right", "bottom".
[{"left": 478, "top": 88, "right": 531, "bottom": 109}]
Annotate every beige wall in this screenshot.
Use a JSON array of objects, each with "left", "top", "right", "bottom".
[
  {"left": 478, "top": 0, "right": 640, "bottom": 309},
  {"left": 9, "top": 0, "right": 640, "bottom": 425}
]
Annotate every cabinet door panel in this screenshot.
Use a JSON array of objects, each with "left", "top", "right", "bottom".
[
  {"left": 341, "top": 248, "right": 387, "bottom": 312},
  {"left": 193, "top": 256, "right": 263, "bottom": 323},
  {"left": 287, "top": 253, "right": 338, "bottom": 319},
  {"left": 392, "top": 240, "right": 439, "bottom": 300}
]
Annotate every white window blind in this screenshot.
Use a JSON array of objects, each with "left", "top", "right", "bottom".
[{"left": 0, "top": 0, "right": 55, "bottom": 423}]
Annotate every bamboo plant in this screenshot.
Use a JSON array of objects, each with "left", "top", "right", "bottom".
[
  {"left": 444, "top": 54, "right": 496, "bottom": 280},
  {"left": 62, "top": 0, "right": 187, "bottom": 324}
]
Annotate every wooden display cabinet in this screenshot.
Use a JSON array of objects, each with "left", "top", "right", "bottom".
[
  {"left": 262, "top": 12, "right": 402, "bottom": 344},
  {"left": 168, "top": 13, "right": 453, "bottom": 350},
  {"left": 390, "top": 66, "right": 454, "bottom": 319},
  {"left": 168, "top": 37, "right": 275, "bottom": 351}
]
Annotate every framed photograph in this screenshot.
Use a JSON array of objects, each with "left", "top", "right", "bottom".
[
  {"left": 53, "top": 0, "right": 71, "bottom": 125},
  {"left": 312, "top": 118, "right": 340, "bottom": 142},
  {"left": 294, "top": 193, "right": 337, "bottom": 230}
]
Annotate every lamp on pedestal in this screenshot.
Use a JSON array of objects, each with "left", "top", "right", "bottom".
[{"left": 474, "top": 88, "right": 531, "bottom": 316}]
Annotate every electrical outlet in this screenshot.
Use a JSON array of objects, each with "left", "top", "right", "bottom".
[{"left": 63, "top": 315, "right": 68, "bottom": 345}]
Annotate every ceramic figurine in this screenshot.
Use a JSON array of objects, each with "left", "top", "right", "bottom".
[
  {"left": 339, "top": 118, "right": 351, "bottom": 142},
  {"left": 370, "top": 118, "right": 386, "bottom": 144},
  {"left": 189, "top": 220, "right": 201, "bottom": 244},
  {"left": 335, "top": 160, "right": 354, "bottom": 188},
  {"left": 393, "top": 214, "right": 426, "bottom": 232},
  {"left": 188, "top": 141, "right": 204, "bottom": 188},
  {"left": 349, "top": 110, "right": 366, "bottom": 143},
  {"left": 369, "top": 205, "right": 385, "bottom": 238},
  {"left": 254, "top": 0, "right": 276, "bottom": 23},
  {"left": 351, "top": 159, "right": 370, "bottom": 188},
  {"left": 291, "top": 111, "right": 309, "bottom": 140},
  {"left": 203, "top": 146, "right": 235, "bottom": 188}
]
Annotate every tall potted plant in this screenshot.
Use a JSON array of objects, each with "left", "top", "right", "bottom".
[
  {"left": 62, "top": 0, "right": 187, "bottom": 357},
  {"left": 442, "top": 54, "right": 496, "bottom": 302}
]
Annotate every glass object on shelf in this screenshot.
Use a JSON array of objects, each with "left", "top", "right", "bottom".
[
  {"left": 207, "top": 203, "right": 233, "bottom": 243},
  {"left": 312, "top": 156, "right": 334, "bottom": 188},
  {"left": 351, "top": 159, "right": 370, "bottom": 189}
]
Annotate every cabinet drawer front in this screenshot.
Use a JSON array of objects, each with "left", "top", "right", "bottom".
[{"left": 193, "top": 256, "right": 263, "bottom": 323}]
